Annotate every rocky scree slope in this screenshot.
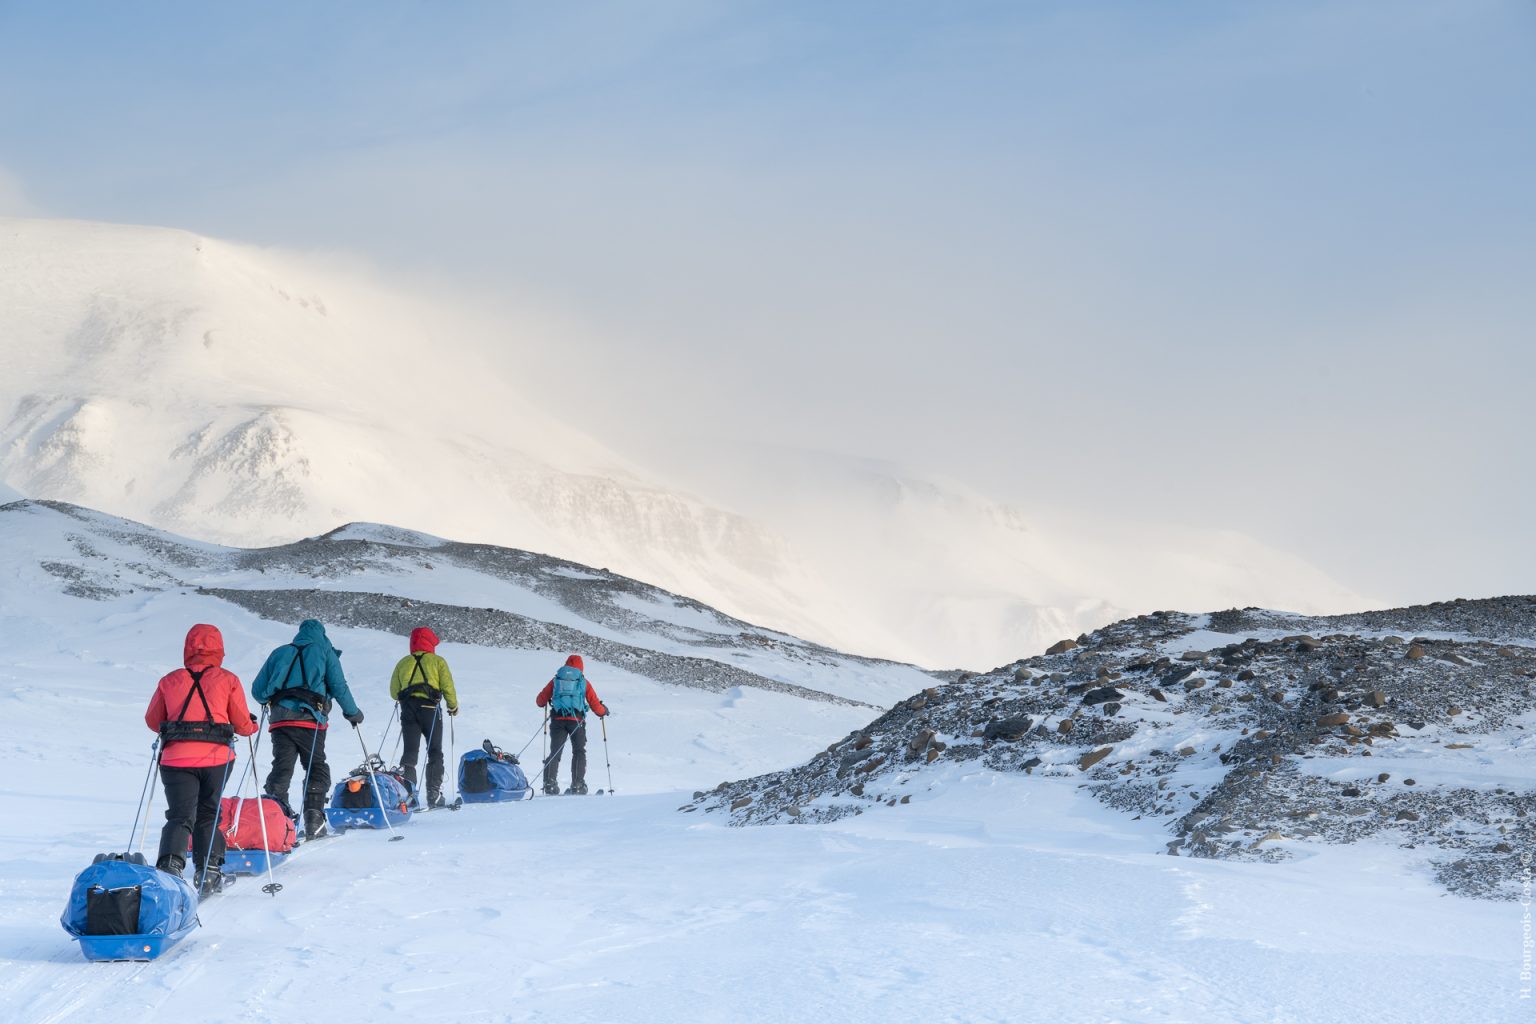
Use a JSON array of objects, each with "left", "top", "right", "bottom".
[{"left": 687, "top": 598, "right": 1536, "bottom": 899}]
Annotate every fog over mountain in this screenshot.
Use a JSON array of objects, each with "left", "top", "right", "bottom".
[{"left": 0, "top": 215, "right": 1370, "bottom": 667}]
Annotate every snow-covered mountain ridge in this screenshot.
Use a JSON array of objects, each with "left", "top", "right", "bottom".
[
  {"left": 0, "top": 498, "right": 932, "bottom": 711},
  {"left": 0, "top": 215, "right": 1373, "bottom": 668},
  {"left": 692, "top": 597, "right": 1536, "bottom": 900}
]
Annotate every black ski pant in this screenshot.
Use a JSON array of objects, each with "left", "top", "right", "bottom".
[
  {"left": 544, "top": 718, "right": 587, "bottom": 793},
  {"left": 157, "top": 762, "right": 233, "bottom": 875},
  {"left": 399, "top": 698, "right": 445, "bottom": 799},
  {"left": 264, "top": 725, "right": 331, "bottom": 815}
]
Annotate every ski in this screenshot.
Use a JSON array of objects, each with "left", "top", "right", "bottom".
[{"left": 297, "top": 830, "right": 345, "bottom": 844}]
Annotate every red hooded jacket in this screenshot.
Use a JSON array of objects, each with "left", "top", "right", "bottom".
[
  {"left": 145, "top": 624, "right": 257, "bottom": 768},
  {"left": 536, "top": 654, "right": 608, "bottom": 721}
]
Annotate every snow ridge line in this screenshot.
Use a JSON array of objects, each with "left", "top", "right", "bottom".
[{"left": 200, "top": 586, "right": 880, "bottom": 708}]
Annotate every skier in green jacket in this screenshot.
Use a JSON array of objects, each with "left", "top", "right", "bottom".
[{"left": 388, "top": 626, "right": 459, "bottom": 807}]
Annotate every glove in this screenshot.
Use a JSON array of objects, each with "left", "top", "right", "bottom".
[
  {"left": 344, "top": 709, "right": 365, "bottom": 726},
  {"left": 601, "top": 709, "right": 612, "bottom": 718},
  {"left": 249, "top": 713, "right": 258, "bottom": 725},
  {"left": 448, "top": 706, "right": 459, "bottom": 717}
]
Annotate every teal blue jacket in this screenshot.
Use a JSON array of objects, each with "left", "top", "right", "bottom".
[{"left": 250, "top": 620, "right": 359, "bottom": 726}]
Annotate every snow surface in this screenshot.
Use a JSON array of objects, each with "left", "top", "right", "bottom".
[
  {"left": 0, "top": 762, "right": 1520, "bottom": 1023},
  {"left": 0, "top": 215, "right": 1375, "bottom": 669},
  {"left": 0, "top": 512, "right": 1523, "bottom": 1022}
]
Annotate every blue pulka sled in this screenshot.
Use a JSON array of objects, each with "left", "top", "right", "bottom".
[
  {"left": 457, "top": 747, "right": 532, "bottom": 803},
  {"left": 222, "top": 848, "right": 291, "bottom": 874},
  {"left": 61, "top": 854, "right": 200, "bottom": 962},
  {"left": 324, "top": 767, "right": 415, "bottom": 831}
]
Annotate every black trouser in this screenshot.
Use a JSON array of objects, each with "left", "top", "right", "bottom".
[
  {"left": 157, "top": 762, "right": 233, "bottom": 874},
  {"left": 544, "top": 718, "right": 587, "bottom": 793},
  {"left": 399, "top": 698, "right": 445, "bottom": 799},
  {"left": 264, "top": 726, "right": 330, "bottom": 814}
]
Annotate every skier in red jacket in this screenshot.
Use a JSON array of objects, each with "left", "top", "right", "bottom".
[
  {"left": 144, "top": 624, "right": 257, "bottom": 894},
  {"left": 535, "top": 654, "right": 608, "bottom": 795}
]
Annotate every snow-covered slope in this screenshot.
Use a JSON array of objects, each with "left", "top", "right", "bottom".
[
  {"left": 0, "top": 511, "right": 1515, "bottom": 1023},
  {"left": 0, "top": 215, "right": 1372, "bottom": 669}
]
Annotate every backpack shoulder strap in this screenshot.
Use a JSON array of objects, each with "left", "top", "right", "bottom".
[
  {"left": 280, "top": 644, "right": 306, "bottom": 688},
  {"left": 399, "top": 652, "right": 437, "bottom": 701},
  {"left": 173, "top": 668, "right": 216, "bottom": 722}
]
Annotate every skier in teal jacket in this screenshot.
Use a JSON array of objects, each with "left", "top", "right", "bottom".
[{"left": 251, "top": 619, "right": 363, "bottom": 838}]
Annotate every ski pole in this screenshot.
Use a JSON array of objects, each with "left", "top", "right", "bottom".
[
  {"left": 377, "top": 701, "right": 400, "bottom": 764},
  {"left": 247, "top": 734, "right": 282, "bottom": 896},
  {"left": 127, "top": 740, "right": 161, "bottom": 853},
  {"left": 250, "top": 707, "right": 268, "bottom": 785},
  {"left": 535, "top": 720, "right": 586, "bottom": 795},
  {"left": 296, "top": 718, "right": 323, "bottom": 835},
  {"left": 354, "top": 724, "right": 404, "bottom": 842},
  {"left": 196, "top": 755, "right": 235, "bottom": 893},
  {"left": 447, "top": 711, "right": 459, "bottom": 808},
  {"left": 600, "top": 715, "right": 614, "bottom": 795},
  {"left": 137, "top": 781, "right": 158, "bottom": 857},
  {"left": 513, "top": 714, "right": 546, "bottom": 761},
  {"left": 240, "top": 708, "right": 270, "bottom": 809},
  {"left": 420, "top": 701, "right": 444, "bottom": 809}
]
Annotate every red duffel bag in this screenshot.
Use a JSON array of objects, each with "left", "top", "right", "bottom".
[{"left": 213, "top": 796, "right": 297, "bottom": 852}]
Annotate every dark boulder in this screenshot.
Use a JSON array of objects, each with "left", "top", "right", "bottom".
[{"left": 1081, "top": 686, "right": 1124, "bottom": 706}]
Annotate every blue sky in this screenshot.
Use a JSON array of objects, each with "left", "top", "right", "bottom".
[{"left": 1, "top": 0, "right": 1533, "bottom": 600}]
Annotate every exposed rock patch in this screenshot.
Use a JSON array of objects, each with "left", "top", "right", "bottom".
[{"left": 688, "top": 599, "right": 1536, "bottom": 900}]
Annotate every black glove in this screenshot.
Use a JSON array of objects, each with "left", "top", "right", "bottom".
[
  {"left": 448, "top": 706, "right": 459, "bottom": 717},
  {"left": 601, "top": 709, "right": 612, "bottom": 718},
  {"left": 344, "top": 709, "right": 365, "bottom": 726},
  {"left": 249, "top": 713, "right": 258, "bottom": 725}
]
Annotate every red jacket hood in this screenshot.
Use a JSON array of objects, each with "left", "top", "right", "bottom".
[
  {"left": 183, "top": 624, "right": 225, "bottom": 672},
  {"left": 410, "top": 627, "right": 440, "bottom": 654},
  {"left": 565, "top": 654, "right": 584, "bottom": 671}
]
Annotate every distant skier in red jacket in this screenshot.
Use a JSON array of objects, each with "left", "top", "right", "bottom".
[
  {"left": 535, "top": 655, "right": 608, "bottom": 795},
  {"left": 144, "top": 624, "right": 257, "bottom": 894}
]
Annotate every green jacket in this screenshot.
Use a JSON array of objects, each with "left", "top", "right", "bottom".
[{"left": 389, "top": 651, "right": 459, "bottom": 712}]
